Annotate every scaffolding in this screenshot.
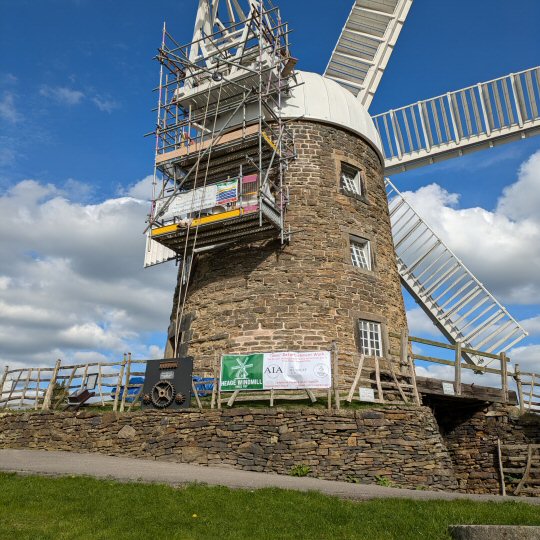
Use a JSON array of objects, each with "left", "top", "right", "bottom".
[{"left": 144, "top": 0, "right": 297, "bottom": 354}]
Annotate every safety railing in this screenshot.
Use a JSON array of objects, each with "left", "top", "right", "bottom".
[
  {"left": 0, "top": 356, "right": 214, "bottom": 412},
  {"left": 389, "top": 331, "right": 539, "bottom": 413},
  {"left": 2, "top": 336, "right": 537, "bottom": 413}
]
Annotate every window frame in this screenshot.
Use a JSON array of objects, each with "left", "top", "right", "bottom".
[
  {"left": 357, "top": 319, "right": 384, "bottom": 358},
  {"left": 350, "top": 236, "right": 372, "bottom": 271},
  {"left": 339, "top": 162, "right": 367, "bottom": 202},
  {"left": 345, "top": 232, "right": 376, "bottom": 274}
]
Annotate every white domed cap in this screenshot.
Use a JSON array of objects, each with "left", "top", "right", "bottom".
[{"left": 281, "top": 71, "right": 383, "bottom": 159}]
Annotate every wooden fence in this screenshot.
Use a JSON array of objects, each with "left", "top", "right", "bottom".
[
  {"left": 0, "top": 355, "right": 218, "bottom": 412},
  {"left": 389, "top": 331, "right": 539, "bottom": 413},
  {"left": 1, "top": 336, "right": 538, "bottom": 413}
]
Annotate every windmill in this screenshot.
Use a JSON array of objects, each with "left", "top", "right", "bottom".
[{"left": 144, "top": 0, "right": 538, "bottom": 375}]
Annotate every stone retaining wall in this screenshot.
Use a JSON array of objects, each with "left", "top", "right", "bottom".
[
  {"left": 440, "top": 405, "right": 540, "bottom": 494},
  {"left": 0, "top": 406, "right": 457, "bottom": 491},
  {"left": 2, "top": 405, "right": 538, "bottom": 494}
]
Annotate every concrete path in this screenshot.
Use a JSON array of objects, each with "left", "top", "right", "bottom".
[{"left": 1, "top": 449, "right": 538, "bottom": 505}]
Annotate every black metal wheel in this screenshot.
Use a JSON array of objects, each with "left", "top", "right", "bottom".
[
  {"left": 151, "top": 381, "right": 176, "bottom": 408},
  {"left": 142, "top": 393, "right": 152, "bottom": 405},
  {"left": 174, "top": 392, "right": 186, "bottom": 405}
]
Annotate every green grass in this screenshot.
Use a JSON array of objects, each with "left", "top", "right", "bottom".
[{"left": 0, "top": 473, "right": 538, "bottom": 540}]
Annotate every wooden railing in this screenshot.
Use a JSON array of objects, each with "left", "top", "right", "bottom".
[
  {"left": 390, "top": 331, "right": 538, "bottom": 413},
  {"left": 0, "top": 356, "right": 213, "bottom": 412},
  {"left": 1, "top": 336, "right": 538, "bottom": 413}
]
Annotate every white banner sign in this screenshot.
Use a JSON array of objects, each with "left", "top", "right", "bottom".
[
  {"left": 263, "top": 351, "right": 331, "bottom": 390},
  {"left": 220, "top": 350, "right": 332, "bottom": 391},
  {"left": 155, "top": 184, "right": 218, "bottom": 222}
]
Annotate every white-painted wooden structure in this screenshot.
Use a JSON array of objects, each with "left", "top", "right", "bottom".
[
  {"left": 386, "top": 179, "right": 527, "bottom": 361},
  {"left": 324, "top": 0, "right": 413, "bottom": 109},
  {"left": 142, "top": 0, "right": 536, "bottom": 365},
  {"left": 375, "top": 67, "right": 540, "bottom": 174}
]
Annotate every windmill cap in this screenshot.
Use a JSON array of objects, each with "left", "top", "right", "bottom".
[{"left": 282, "top": 71, "right": 383, "bottom": 160}]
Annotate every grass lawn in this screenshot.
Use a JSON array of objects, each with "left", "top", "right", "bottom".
[{"left": 0, "top": 473, "right": 538, "bottom": 540}]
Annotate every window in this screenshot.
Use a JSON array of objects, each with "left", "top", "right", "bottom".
[
  {"left": 341, "top": 163, "right": 363, "bottom": 196},
  {"left": 358, "top": 320, "right": 383, "bottom": 357},
  {"left": 350, "top": 237, "right": 372, "bottom": 270}
]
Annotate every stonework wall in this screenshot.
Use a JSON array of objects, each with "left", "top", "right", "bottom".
[
  {"left": 169, "top": 121, "right": 408, "bottom": 388},
  {"left": 0, "top": 406, "right": 456, "bottom": 491},
  {"left": 440, "top": 405, "right": 540, "bottom": 494}
]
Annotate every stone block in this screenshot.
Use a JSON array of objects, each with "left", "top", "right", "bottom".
[
  {"left": 181, "top": 447, "right": 208, "bottom": 464},
  {"left": 449, "top": 526, "right": 540, "bottom": 540},
  {"left": 117, "top": 425, "right": 137, "bottom": 439}
]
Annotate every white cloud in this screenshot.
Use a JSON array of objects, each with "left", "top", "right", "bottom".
[
  {"left": 406, "top": 307, "right": 439, "bottom": 337},
  {"left": 123, "top": 175, "right": 154, "bottom": 201},
  {"left": 0, "top": 92, "right": 21, "bottom": 123},
  {"left": 91, "top": 95, "right": 119, "bottom": 113},
  {"left": 520, "top": 316, "right": 540, "bottom": 337},
  {"left": 497, "top": 150, "right": 540, "bottom": 223},
  {"left": 0, "top": 178, "right": 176, "bottom": 369},
  {"left": 399, "top": 148, "right": 540, "bottom": 304},
  {"left": 148, "top": 345, "right": 164, "bottom": 359},
  {"left": 39, "top": 85, "right": 85, "bottom": 105},
  {"left": 0, "top": 277, "right": 11, "bottom": 290},
  {"left": 509, "top": 344, "right": 540, "bottom": 374},
  {"left": 0, "top": 146, "right": 17, "bottom": 167},
  {"left": 1, "top": 73, "right": 18, "bottom": 85}
]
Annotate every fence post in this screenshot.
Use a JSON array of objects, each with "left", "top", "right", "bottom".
[
  {"left": 20, "top": 368, "right": 32, "bottom": 407},
  {"left": 113, "top": 355, "right": 127, "bottom": 412},
  {"left": 500, "top": 352, "right": 508, "bottom": 404},
  {"left": 332, "top": 342, "right": 340, "bottom": 410},
  {"left": 120, "top": 353, "right": 132, "bottom": 413},
  {"left": 400, "top": 328, "right": 408, "bottom": 366},
  {"left": 42, "top": 359, "right": 61, "bottom": 411},
  {"left": 34, "top": 368, "right": 41, "bottom": 410},
  {"left": 0, "top": 365, "right": 8, "bottom": 407},
  {"left": 514, "top": 363, "right": 524, "bottom": 414},
  {"left": 454, "top": 342, "right": 462, "bottom": 396}
]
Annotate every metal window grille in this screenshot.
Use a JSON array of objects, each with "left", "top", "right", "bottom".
[
  {"left": 341, "top": 163, "right": 362, "bottom": 196},
  {"left": 351, "top": 238, "right": 371, "bottom": 270},
  {"left": 358, "top": 320, "right": 383, "bottom": 357}
]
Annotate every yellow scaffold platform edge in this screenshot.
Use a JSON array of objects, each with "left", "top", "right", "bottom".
[
  {"left": 151, "top": 209, "right": 245, "bottom": 237},
  {"left": 261, "top": 131, "right": 278, "bottom": 153}
]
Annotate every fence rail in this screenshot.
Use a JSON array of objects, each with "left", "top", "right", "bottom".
[
  {"left": 389, "top": 332, "right": 537, "bottom": 413},
  {"left": 1, "top": 336, "right": 538, "bottom": 413}
]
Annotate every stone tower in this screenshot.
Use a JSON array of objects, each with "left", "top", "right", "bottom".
[{"left": 165, "top": 72, "right": 409, "bottom": 389}]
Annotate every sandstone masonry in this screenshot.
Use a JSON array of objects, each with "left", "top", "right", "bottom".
[
  {"left": 167, "top": 121, "right": 409, "bottom": 388},
  {"left": 0, "top": 406, "right": 456, "bottom": 491},
  {"left": 2, "top": 405, "right": 539, "bottom": 494}
]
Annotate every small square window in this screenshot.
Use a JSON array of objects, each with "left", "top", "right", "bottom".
[
  {"left": 350, "top": 237, "right": 372, "bottom": 270},
  {"left": 358, "top": 320, "right": 383, "bottom": 357},
  {"left": 341, "top": 163, "right": 363, "bottom": 196}
]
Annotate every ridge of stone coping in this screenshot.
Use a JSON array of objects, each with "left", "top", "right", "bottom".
[
  {"left": 0, "top": 405, "right": 424, "bottom": 418},
  {"left": 1, "top": 449, "right": 539, "bottom": 505}
]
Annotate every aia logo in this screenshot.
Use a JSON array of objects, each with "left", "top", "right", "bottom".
[{"left": 264, "top": 364, "right": 283, "bottom": 379}]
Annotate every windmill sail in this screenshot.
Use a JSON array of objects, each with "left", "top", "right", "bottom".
[
  {"left": 386, "top": 178, "right": 527, "bottom": 362},
  {"left": 375, "top": 67, "right": 540, "bottom": 174},
  {"left": 324, "top": 0, "right": 413, "bottom": 109}
]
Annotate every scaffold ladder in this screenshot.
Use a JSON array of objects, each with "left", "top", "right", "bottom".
[{"left": 386, "top": 178, "right": 527, "bottom": 363}]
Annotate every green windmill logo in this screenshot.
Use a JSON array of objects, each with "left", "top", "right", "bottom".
[
  {"left": 221, "top": 354, "right": 263, "bottom": 390},
  {"left": 230, "top": 357, "right": 253, "bottom": 379}
]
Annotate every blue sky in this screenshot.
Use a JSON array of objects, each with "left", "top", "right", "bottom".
[{"left": 0, "top": 0, "right": 539, "bottom": 375}]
